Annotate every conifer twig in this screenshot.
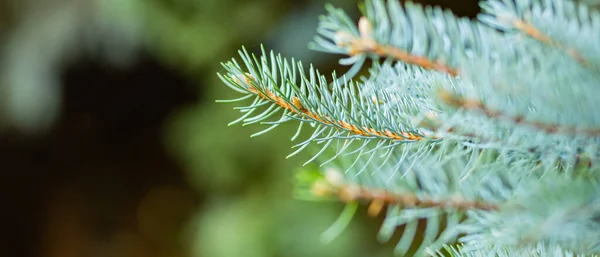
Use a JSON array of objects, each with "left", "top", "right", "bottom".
[
  {"left": 512, "top": 19, "right": 588, "bottom": 66},
  {"left": 438, "top": 89, "right": 600, "bottom": 136},
  {"left": 312, "top": 169, "right": 499, "bottom": 216},
  {"left": 234, "top": 73, "right": 426, "bottom": 141},
  {"left": 334, "top": 17, "right": 458, "bottom": 76}
]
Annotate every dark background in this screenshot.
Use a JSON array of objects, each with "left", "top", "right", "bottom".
[{"left": 0, "top": 1, "right": 478, "bottom": 256}]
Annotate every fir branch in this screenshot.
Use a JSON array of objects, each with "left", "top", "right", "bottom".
[
  {"left": 219, "top": 46, "right": 434, "bottom": 165},
  {"left": 312, "top": 169, "right": 500, "bottom": 213},
  {"left": 512, "top": 19, "right": 588, "bottom": 65},
  {"left": 459, "top": 175, "right": 600, "bottom": 255},
  {"left": 219, "top": 0, "right": 600, "bottom": 256},
  {"left": 437, "top": 89, "right": 600, "bottom": 137},
  {"left": 334, "top": 17, "right": 458, "bottom": 76},
  {"left": 312, "top": 142, "right": 522, "bottom": 256},
  {"left": 234, "top": 72, "right": 425, "bottom": 141},
  {"left": 311, "top": 0, "right": 488, "bottom": 81},
  {"left": 479, "top": 0, "right": 600, "bottom": 70}
]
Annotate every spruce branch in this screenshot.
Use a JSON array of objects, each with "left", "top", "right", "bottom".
[
  {"left": 438, "top": 89, "right": 600, "bottom": 137},
  {"left": 237, "top": 72, "right": 425, "bottom": 141},
  {"left": 307, "top": 141, "right": 522, "bottom": 256},
  {"left": 334, "top": 17, "right": 458, "bottom": 76},
  {"left": 218, "top": 47, "right": 435, "bottom": 163},
  {"left": 318, "top": 139, "right": 600, "bottom": 255},
  {"left": 218, "top": 0, "right": 600, "bottom": 256},
  {"left": 458, "top": 175, "right": 600, "bottom": 255},
  {"left": 313, "top": 168, "right": 500, "bottom": 213},
  {"left": 311, "top": 0, "right": 488, "bottom": 81},
  {"left": 511, "top": 19, "right": 588, "bottom": 65},
  {"left": 479, "top": 0, "right": 600, "bottom": 70}
]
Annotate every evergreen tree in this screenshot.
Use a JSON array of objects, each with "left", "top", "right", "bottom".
[{"left": 218, "top": 0, "right": 600, "bottom": 256}]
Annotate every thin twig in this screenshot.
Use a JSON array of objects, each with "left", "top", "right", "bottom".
[
  {"left": 512, "top": 19, "right": 588, "bottom": 66},
  {"left": 335, "top": 17, "right": 458, "bottom": 76},
  {"left": 312, "top": 169, "right": 499, "bottom": 215},
  {"left": 438, "top": 89, "right": 600, "bottom": 137},
  {"left": 235, "top": 74, "right": 425, "bottom": 141}
]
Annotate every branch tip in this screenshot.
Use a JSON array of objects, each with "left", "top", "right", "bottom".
[{"left": 232, "top": 73, "right": 426, "bottom": 141}]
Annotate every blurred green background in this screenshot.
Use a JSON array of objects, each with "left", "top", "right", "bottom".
[{"left": 0, "top": 1, "right": 478, "bottom": 257}]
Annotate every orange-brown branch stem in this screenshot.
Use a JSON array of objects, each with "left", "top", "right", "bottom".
[
  {"left": 373, "top": 44, "right": 458, "bottom": 76},
  {"left": 513, "top": 19, "right": 588, "bottom": 66},
  {"left": 345, "top": 38, "right": 459, "bottom": 76},
  {"left": 313, "top": 178, "right": 499, "bottom": 216},
  {"left": 336, "top": 17, "right": 458, "bottom": 76},
  {"left": 438, "top": 89, "right": 600, "bottom": 136},
  {"left": 238, "top": 74, "right": 425, "bottom": 141}
]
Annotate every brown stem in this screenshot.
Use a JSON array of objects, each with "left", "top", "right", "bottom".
[
  {"left": 438, "top": 89, "right": 600, "bottom": 137},
  {"left": 235, "top": 74, "right": 425, "bottom": 141},
  {"left": 336, "top": 17, "right": 458, "bottom": 77},
  {"left": 372, "top": 44, "right": 458, "bottom": 76},
  {"left": 313, "top": 178, "right": 499, "bottom": 216},
  {"left": 513, "top": 19, "right": 588, "bottom": 66}
]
